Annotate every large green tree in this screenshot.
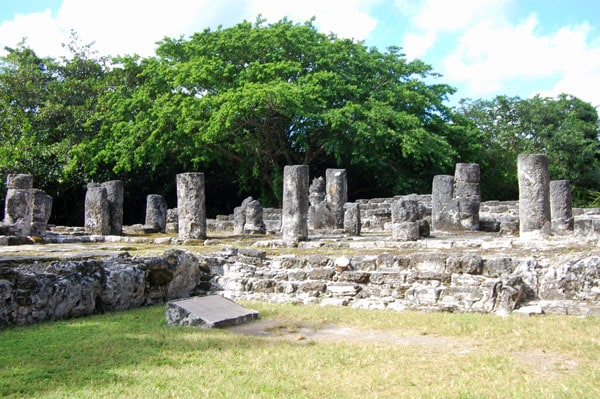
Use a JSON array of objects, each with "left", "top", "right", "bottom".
[
  {"left": 0, "top": 35, "right": 109, "bottom": 223},
  {"left": 70, "top": 18, "right": 474, "bottom": 207},
  {"left": 457, "top": 94, "right": 600, "bottom": 203}
]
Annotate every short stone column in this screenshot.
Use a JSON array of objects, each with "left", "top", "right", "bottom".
[
  {"left": 326, "top": 169, "right": 348, "bottom": 229},
  {"left": 281, "top": 165, "right": 309, "bottom": 246},
  {"left": 391, "top": 199, "right": 419, "bottom": 240},
  {"left": 343, "top": 203, "right": 361, "bottom": 236},
  {"left": 454, "top": 163, "right": 481, "bottom": 231},
  {"left": 431, "top": 175, "right": 457, "bottom": 232},
  {"left": 84, "top": 183, "right": 111, "bottom": 235},
  {"left": 550, "top": 180, "right": 574, "bottom": 233},
  {"left": 176, "top": 172, "right": 206, "bottom": 240},
  {"left": 101, "top": 180, "right": 124, "bottom": 235},
  {"left": 145, "top": 194, "right": 168, "bottom": 233},
  {"left": 518, "top": 154, "right": 551, "bottom": 238},
  {"left": 244, "top": 199, "right": 266, "bottom": 234},
  {"left": 32, "top": 189, "right": 53, "bottom": 234},
  {"left": 233, "top": 197, "right": 253, "bottom": 235},
  {"left": 4, "top": 174, "right": 33, "bottom": 236}
]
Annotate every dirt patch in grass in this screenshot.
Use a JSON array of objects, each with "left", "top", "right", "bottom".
[{"left": 229, "top": 319, "right": 472, "bottom": 351}]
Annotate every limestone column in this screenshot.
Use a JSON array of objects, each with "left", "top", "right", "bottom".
[
  {"left": 281, "top": 165, "right": 309, "bottom": 245},
  {"left": 4, "top": 174, "right": 33, "bottom": 236},
  {"left": 431, "top": 175, "right": 456, "bottom": 232},
  {"left": 454, "top": 163, "right": 481, "bottom": 231},
  {"left": 85, "top": 183, "right": 111, "bottom": 235},
  {"left": 176, "top": 172, "right": 206, "bottom": 240},
  {"left": 326, "top": 169, "right": 347, "bottom": 229},
  {"left": 145, "top": 194, "right": 168, "bottom": 233},
  {"left": 550, "top": 180, "right": 574, "bottom": 233},
  {"left": 244, "top": 199, "right": 266, "bottom": 234},
  {"left": 518, "top": 154, "right": 551, "bottom": 238},
  {"left": 343, "top": 203, "right": 361, "bottom": 236},
  {"left": 391, "top": 199, "right": 419, "bottom": 241},
  {"left": 101, "top": 180, "right": 124, "bottom": 235},
  {"left": 32, "top": 189, "right": 53, "bottom": 234}
]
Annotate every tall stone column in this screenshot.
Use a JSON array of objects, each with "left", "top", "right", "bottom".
[
  {"left": 101, "top": 180, "right": 124, "bottom": 235},
  {"left": 550, "top": 180, "right": 574, "bottom": 234},
  {"left": 281, "top": 165, "right": 309, "bottom": 246},
  {"left": 431, "top": 175, "right": 457, "bottom": 232},
  {"left": 518, "top": 154, "right": 551, "bottom": 238},
  {"left": 176, "top": 172, "right": 206, "bottom": 240},
  {"left": 4, "top": 174, "right": 33, "bottom": 236},
  {"left": 454, "top": 163, "right": 481, "bottom": 231},
  {"left": 85, "top": 183, "right": 111, "bottom": 235},
  {"left": 326, "top": 168, "right": 347, "bottom": 229},
  {"left": 145, "top": 194, "right": 168, "bottom": 233}
]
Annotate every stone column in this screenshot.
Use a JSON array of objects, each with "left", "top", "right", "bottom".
[
  {"left": 233, "top": 197, "right": 253, "bottom": 235},
  {"left": 4, "top": 174, "right": 33, "bottom": 236},
  {"left": 391, "top": 199, "right": 419, "bottom": 241},
  {"left": 145, "top": 194, "right": 168, "bottom": 233},
  {"left": 101, "top": 180, "right": 124, "bottom": 235},
  {"left": 454, "top": 163, "right": 481, "bottom": 231},
  {"left": 176, "top": 172, "right": 206, "bottom": 240},
  {"left": 550, "top": 180, "right": 574, "bottom": 233},
  {"left": 431, "top": 175, "right": 457, "bottom": 232},
  {"left": 518, "top": 154, "right": 551, "bottom": 238},
  {"left": 343, "top": 203, "right": 361, "bottom": 236},
  {"left": 326, "top": 169, "right": 347, "bottom": 229},
  {"left": 32, "top": 189, "right": 53, "bottom": 234},
  {"left": 281, "top": 165, "right": 309, "bottom": 246},
  {"left": 244, "top": 199, "right": 266, "bottom": 234},
  {"left": 85, "top": 183, "right": 111, "bottom": 235}
]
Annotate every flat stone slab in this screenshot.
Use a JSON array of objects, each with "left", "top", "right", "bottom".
[{"left": 166, "top": 295, "right": 259, "bottom": 328}]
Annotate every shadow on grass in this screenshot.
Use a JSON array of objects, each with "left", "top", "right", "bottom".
[{"left": 0, "top": 305, "right": 281, "bottom": 398}]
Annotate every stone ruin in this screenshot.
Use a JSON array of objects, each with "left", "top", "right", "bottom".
[{"left": 2, "top": 153, "right": 600, "bottom": 328}]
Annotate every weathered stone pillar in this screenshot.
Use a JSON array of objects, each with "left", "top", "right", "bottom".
[
  {"left": 85, "top": 183, "right": 110, "bottom": 235},
  {"left": 145, "top": 194, "right": 168, "bottom": 233},
  {"left": 550, "top": 180, "right": 574, "bottom": 233},
  {"left": 32, "top": 189, "right": 53, "bottom": 234},
  {"left": 281, "top": 165, "right": 309, "bottom": 245},
  {"left": 244, "top": 199, "right": 266, "bottom": 234},
  {"left": 176, "top": 172, "right": 206, "bottom": 240},
  {"left": 343, "top": 203, "right": 361, "bottom": 236},
  {"left": 4, "top": 174, "right": 33, "bottom": 236},
  {"left": 431, "top": 175, "right": 457, "bottom": 232},
  {"left": 391, "top": 199, "right": 420, "bottom": 240},
  {"left": 308, "top": 177, "right": 327, "bottom": 230},
  {"left": 454, "top": 163, "right": 481, "bottom": 231},
  {"left": 233, "top": 197, "right": 253, "bottom": 235},
  {"left": 101, "top": 180, "right": 124, "bottom": 235},
  {"left": 518, "top": 154, "right": 551, "bottom": 238},
  {"left": 326, "top": 169, "right": 347, "bottom": 229}
]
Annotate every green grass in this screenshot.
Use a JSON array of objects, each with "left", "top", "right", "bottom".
[{"left": 1, "top": 303, "right": 599, "bottom": 398}]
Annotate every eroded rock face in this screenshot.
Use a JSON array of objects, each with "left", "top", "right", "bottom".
[{"left": 0, "top": 250, "right": 209, "bottom": 327}]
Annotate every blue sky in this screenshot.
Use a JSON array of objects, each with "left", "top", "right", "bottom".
[{"left": 1, "top": 0, "right": 599, "bottom": 108}]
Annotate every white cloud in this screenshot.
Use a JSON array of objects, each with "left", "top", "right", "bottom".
[
  {"left": 0, "top": 0, "right": 380, "bottom": 59},
  {"left": 410, "top": 0, "right": 509, "bottom": 32},
  {"left": 443, "top": 14, "right": 600, "bottom": 106},
  {"left": 0, "top": 9, "right": 68, "bottom": 57},
  {"left": 402, "top": 31, "right": 437, "bottom": 59},
  {"left": 248, "top": 0, "right": 379, "bottom": 40}
]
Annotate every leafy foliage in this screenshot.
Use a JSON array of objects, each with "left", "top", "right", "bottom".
[
  {"left": 69, "top": 18, "right": 471, "bottom": 207},
  {"left": 456, "top": 94, "right": 600, "bottom": 203}
]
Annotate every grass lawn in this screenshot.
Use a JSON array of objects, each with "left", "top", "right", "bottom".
[{"left": 1, "top": 302, "right": 599, "bottom": 398}]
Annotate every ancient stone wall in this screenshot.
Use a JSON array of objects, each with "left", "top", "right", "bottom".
[{"left": 3, "top": 245, "right": 599, "bottom": 328}]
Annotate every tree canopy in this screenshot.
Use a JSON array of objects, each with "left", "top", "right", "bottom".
[
  {"left": 457, "top": 94, "right": 600, "bottom": 203},
  {"left": 68, "top": 18, "right": 475, "bottom": 209}
]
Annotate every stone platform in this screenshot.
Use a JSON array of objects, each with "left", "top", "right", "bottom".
[{"left": 166, "top": 295, "right": 259, "bottom": 328}]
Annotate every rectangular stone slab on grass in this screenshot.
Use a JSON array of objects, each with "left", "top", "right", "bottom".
[{"left": 166, "top": 295, "right": 259, "bottom": 328}]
